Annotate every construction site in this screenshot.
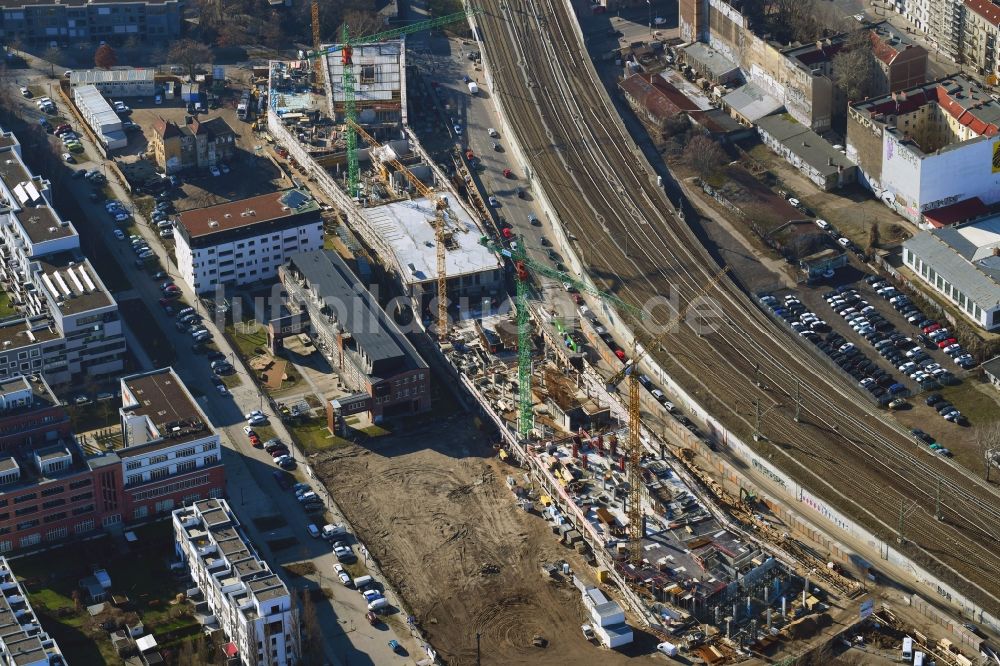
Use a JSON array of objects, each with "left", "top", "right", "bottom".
[{"left": 242, "top": 4, "right": 999, "bottom": 664}]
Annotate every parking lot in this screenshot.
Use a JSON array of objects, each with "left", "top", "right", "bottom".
[
  {"left": 757, "top": 260, "right": 1000, "bottom": 475},
  {"left": 116, "top": 92, "right": 286, "bottom": 211}
]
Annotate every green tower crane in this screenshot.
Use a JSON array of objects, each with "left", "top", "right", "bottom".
[
  {"left": 479, "top": 235, "right": 644, "bottom": 440},
  {"left": 305, "top": 9, "right": 481, "bottom": 197}
]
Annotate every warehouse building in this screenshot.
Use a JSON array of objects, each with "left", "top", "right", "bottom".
[
  {"left": 0, "top": 0, "right": 181, "bottom": 45},
  {"left": 0, "top": 127, "right": 126, "bottom": 386},
  {"left": 902, "top": 216, "right": 1000, "bottom": 330},
  {"left": 69, "top": 68, "right": 155, "bottom": 97},
  {"left": 756, "top": 114, "right": 857, "bottom": 190},
  {"left": 173, "top": 499, "right": 299, "bottom": 666},
  {"left": 277, "top": 250, "right": 431, "bottom": 421},
  {"left": 0, "top": 557, "right": 65, "bottom": 664},
  {"left": 174, "top": 189, "right": 324, "bottom": 294},
  {"left": 847, "top": 76, "right": 1000, "bottom": 223},
  {"left": 73, "top": 85, "right": 126, "bottom": 149}
]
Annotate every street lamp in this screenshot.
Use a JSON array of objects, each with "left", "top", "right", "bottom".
[{"left": 647, "top": 0, "right": 652, "bottom": 35}]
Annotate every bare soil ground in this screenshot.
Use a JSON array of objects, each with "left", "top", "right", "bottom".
[{"left": 312, "top": 412, "right": 662, "bottom": 665}]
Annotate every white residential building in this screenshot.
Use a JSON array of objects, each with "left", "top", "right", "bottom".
[
  {"left": 72, "top": 85, "right": 125, "bottom": 149},
  {"left": 173, "top": 499, "right": 298, "bottom": 666},
  {"left": 0, "top": 127, "right": 126, "bottom": 386},
  {"left": 0, "top": 557, "right": 65, "bottom": 665},
  {"left": 68, "top": 68, "right": 156, "bottom": 97},
  {"left": 118, "top": 368, "right": 225, "bottom": 521},
  {"left": 173, "top": 189, "right": 324, "bottom": 294}
]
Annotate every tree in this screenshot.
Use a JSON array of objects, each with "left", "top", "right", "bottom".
[
  {"left": 832, "top": 29, "right": 880, "bottom": 103},
  {"left": 976, "top": 423, "right": 1000, "bottom": 482},
  {"left": 683, "top": 134, "right": 727, "bottom": 181},
  {"left": 339, "top": 8, "right": 385, "bottom": 39},
  {"left": 94, "top": 43, "right": 117, "bottom": 70},
  {"left": 866, "top": 219, "right": 880, "bottom": 255},
  {"left": 42, "top": 46, "right": 61, "bottom": 78},
  {"left": 298, "top": 590, "right": 322, "bottom": 665},
  {"left": 167, "top": 39, "right": 214, "bottom": 81}
]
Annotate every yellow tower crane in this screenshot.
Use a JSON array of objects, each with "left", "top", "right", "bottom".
[
  {"left": 607, "top": 266, "right": 729, "bottom": 565},
  {"left": 347, "top": 119, "right": 450, "bottom": 340},
  {"left": 311, "top": 0, "right": 324, "bottom": 89}
]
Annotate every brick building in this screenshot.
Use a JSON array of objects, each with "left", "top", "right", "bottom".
[
  {"left": 0, "top": 369, "right": 224, "bottom": 556},
  {"left": 148, "top": 115, "right": 236, "bottom": 175}
]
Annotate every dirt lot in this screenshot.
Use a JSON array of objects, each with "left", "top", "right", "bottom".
[
  {"left": 745, "top": 144, "right": 911, "bottom": 250},
  {"left": 312, "top": 411, "right": 662, "bottom": 665}
]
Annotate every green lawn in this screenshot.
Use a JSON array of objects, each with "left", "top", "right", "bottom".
[
  {"left": 289, "top": 417, "right": 351, "bottom": 454},
  {"left": 227, "top": 321, "right": 269, "bottom": 358},
  {"left": 0, "top": 292, "right": 17, "bottom": 319}
]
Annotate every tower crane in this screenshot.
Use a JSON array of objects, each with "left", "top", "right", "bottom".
[
  {"left": 348, "top": 118, "right": 451, "bottom": 340},
  {"left": 303, "top": 9, "right": 481, "bottom": 198},
  {"left": 478, "top": 235, "right": 643, "bottom": 440},
  {"left": 606, "top": 265, "right": 729, "bottom": 565}
]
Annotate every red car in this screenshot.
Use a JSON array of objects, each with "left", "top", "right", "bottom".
[
  {"left": 923, "top": 323, "right": 941, "bottom": 333},
  {"left": 937, "top": 337, "right": 957, "bottom": 349},
  {"left": 270, "top": 447, "right": 289, "bottom": 458},
  {"left": 614, "top": 349, "right": 626, "bottom": 361},
  {"left": 503, "top": 168, "right": 513, "bottom": 178},
  {"left": 55, "top": 124, "right": 71, "bottom": 134},
  {"left": 249, "top": 434, "right": 261, "bottom": 447}
]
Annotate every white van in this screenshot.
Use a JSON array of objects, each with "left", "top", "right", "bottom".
[
  {"left": 367, "top": 597, "right": 388, "bottom": 612},
  {"left": 353, "top": 575, "right": 374, "bottom": 590},
  {"left": 322, "top": 523, "right": 346, "bottom": 540},
  {"left": 306, "top": 524, "right": 320, "bottom": 538}
]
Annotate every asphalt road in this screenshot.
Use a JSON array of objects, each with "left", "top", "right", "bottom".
[{"left": 4, "top": 60, "right": 417, "bottom": 666}]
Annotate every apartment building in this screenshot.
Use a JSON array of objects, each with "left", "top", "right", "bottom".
[
  {"left": 174, "top": 189, "right": 324, "bottom": 294},
  {"left": 0, "top": 0, "right": 181, "bottom": 45},
  {"left": 964, "top": 0, "right": 1000, "bottom": 76},
  {"left": 847, "top": 76, "right": 1000, "bottom": 222},
  {"left": 927, "top": 0, "right": 967, "bottom": 62},
  {"left": 277, "top": 250, "right": 431, "bottom": 422},
  {"left": 148, "top": 115, "right": 236, "bottom": 175},
  {"left": 0, "top": 367, "right": 223, "bottom": 556},
  {"left": 69, "top": 68, "right": 156, "bottom": 98},
  {"left": 173, "top": 499, "right": 299, "bottom": 666},
  {"left": 0, "top": 557, "right": 65, "bottom": 665},
  {"left": 117, "top": 368, "right": 225, "bottom": 521},
  {"left": 73, "top": 85, "right": 126, "bottom": 151},
  {"left": 0, "top": 127, "right": 126, "bottom": 387}
]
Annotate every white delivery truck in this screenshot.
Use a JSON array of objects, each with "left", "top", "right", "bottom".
[
  {"left": 657, "top": 641, "right": 678, "bottom": 657},
  {"left": 468, "top": 81, "right": 479, "bottom": 95}
]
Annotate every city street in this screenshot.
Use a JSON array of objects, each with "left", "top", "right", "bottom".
[{"left": 3, "top": 61, "right": 417, "bottom": 665}]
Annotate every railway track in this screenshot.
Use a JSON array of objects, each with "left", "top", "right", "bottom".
[{"left": 474, "top": 0, "right": 1000, "bottom": 613}]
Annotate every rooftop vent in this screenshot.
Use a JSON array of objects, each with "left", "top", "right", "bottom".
[
  {"left": 241, "top": 209, "right": 256, "bottom": 217},
  {"left": 208, "top": 219, "right": 219, "bottom": 228}
]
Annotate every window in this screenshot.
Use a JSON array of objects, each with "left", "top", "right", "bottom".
[
  {"left": 176, "top": 447, "right": 196, "bottom": 459},
  {"left": 150, "top": 468, "right": 169, "bottom": 481},
  {"left": 71, "top": 504, "right": 93, "bottom": 516},
  {"left": 14, "top": 493, "right": 36, "bottom": 504},
  {"left": 202, "top": 442, "right": 217, "bottom": 452},
  {"left": 102, "top": 514, "right": 121, "bottom": 527},
  {"left": 14, "top": 506, "right": 37, "bottom": 517},
  {"left": 126, "top": 461, "right": 142, "bottom": 471},
  {"left": 41, "top": 485, "right": 64, "bottom": 497},
  {"left": 69, "top": 479, "right": 92, "bottom": 490},
  {"left": 19, "top": 533, "right": 40, "bottom": 548},
  {"left": 16, "top": 520, "right": 38, "bottom": 531},
  {"left": 70, "top": 492, "right": 92, "bottom": 502},
  {"left": 203, "top": 455, "right": 219, "bottom": 466},
  {"left": 43, "top": 512, "right": 66, "bottom": 523},
  {"left": 126, "top": 474, "right": 142, "bottom": 486},
  {"left": 155, "top": 499, "right": 174, "bottom": 513},
  {"left": 149, "top": 454, "right": 168, "bottom": 465},
  {"left": 46, "top": 527, "right": 67, "bottom": 541},
  {"left": 133, "top": 506, "right": 148, "bottom": 520},
  {"left": 41, "top": 499, "right": 65, "bottom": 510},
  {"left": 74, "top": 520, "right": 94, "bottom": 534}
]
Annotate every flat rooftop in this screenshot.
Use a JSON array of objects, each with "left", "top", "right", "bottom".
[
  {"left": 177, "top": 189, "right": 319, "bottom": 240},
  {"left": 119, "top": 368, "right": 211, "bottom": 452},
  {"left": 757, "top": 114, "right": 856, "bottom": 176},
  {"left": 38, "top": 258, "right": 112, "bottom": 315},
  {"left": 70, "top": 68, "right": 155, "bottom": 85},
  {"left": 0, "top": 374, "right": 58, "bottom": 414},
  {"left": 12, "top": 205, "right": 75, "bottom": 244},
  {"left": 361, "top": 197, "right": 500, "bottom": 285},
  {"left": 0, "top": 318, "right": 61, "bottom": 352},
  {"left": 326, "top": 39, "right": 404, "bottom": 103}
]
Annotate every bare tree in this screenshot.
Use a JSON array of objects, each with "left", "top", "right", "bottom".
[
  {"left": 833, "top": 29, "right": 880, "bottom": 102},
  {"left": 42, "top": 47, "right": 61, "bottom": 78},
  {"left": 683, "top": 134, "right": 727, "bottom": 181},
  {"left": 976, "top": 423, "right": 1000, "bottom": 482},
  {"left": 339, "top": 8, "right": 385, "bottom": 39},
  {"left": 866, "top": 219, "right": 880, "bottom": 255},
  {"left": 298, "top": 590, "right": 322, "bottom": 666},
  {"left": 167, "top": 39, "right": 214, "bottom": 81}
]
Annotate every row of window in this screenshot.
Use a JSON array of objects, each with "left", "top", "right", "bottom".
[{"left": 906, "top": 248, "right": 986, "bottom": 321}]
